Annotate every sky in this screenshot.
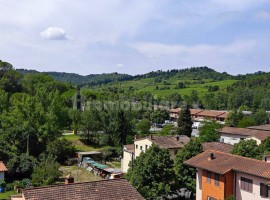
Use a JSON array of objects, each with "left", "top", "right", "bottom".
[{"left": 1, "top": 0, "right": 270, "bottom": 75}]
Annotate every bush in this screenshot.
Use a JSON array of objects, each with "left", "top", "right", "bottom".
[
  {"left": 32, "top": 155, "right": 61, "bottom": 186},
  {"left": 46, "top": 138, "right": 75, "bottom": 164},
  {"left": 5, "top": 182, "right": 14, "bottom": 191},
  {"left": 0, "top": 180, "right": 6, "bottom": 188}
]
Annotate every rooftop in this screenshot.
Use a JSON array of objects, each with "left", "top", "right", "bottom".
[
  {"left": 135, "top": 135, "right": 190, "bottom": 149},
  {"left": 196, "top": 110, "right": 227, "bottom": 117},
  {"left": 220, "top": 126, "right": 270, "bottom": 141},
  {"left": 185, "top": 150, "right": 270, "bottom": 179},
  {"left": 0, "top": 161, "right": 8, "bottom": 172},
  {"left": 248, "top": 124, "right": 270, "bottom": 132},
  {"left": 202, "top": 142, "right": 233, "bottom": 153},
  {"left": 124, "top": 144, "right": 135, "bottom": 153},
  {"left": 21, "top": 179, "right": 144, "bottom": 200}
]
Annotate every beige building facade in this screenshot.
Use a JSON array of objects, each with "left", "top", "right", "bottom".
[{"left": 121, "top": 135, "right": 190, "bottom": 173}]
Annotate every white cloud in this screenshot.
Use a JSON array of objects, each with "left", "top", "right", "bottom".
[
  {"left": 40, "top": 27, "right": 70, "bottom": 40},
  {"left": 116, "top": 64, "right": 124, "bottom": 68},
  {"left": 255, "top": 11, "right": 270, "bottom": 20}
]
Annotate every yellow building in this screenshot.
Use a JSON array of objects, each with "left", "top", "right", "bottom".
[{"left": 121, "top": 135, "right": 190, "bottom": 173}]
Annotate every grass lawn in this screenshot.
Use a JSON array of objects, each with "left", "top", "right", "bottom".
[
  {"left": 0, "top": 190, "right": 18, "bottom": 200},
  {"left": 59, "top": 165, "right": 103, "bottom": 183},
  {"left": 106, "top": 161, "right": 121, "bottom": 169},
  {"left": 62, "top": 134, "right": 100, "bottom": 152}
]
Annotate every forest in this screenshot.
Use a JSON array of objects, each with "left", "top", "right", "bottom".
[{"left": 1, "top": 59, "right": 270, "bottom": 193}]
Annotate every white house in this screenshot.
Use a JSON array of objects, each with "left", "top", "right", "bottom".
[
  {"left": 185, "top": 150, "right": 270, "bottom": 200},
  {"left": 219, "top": 126, "right": 270, "bottom": 145},
  {"left": 0, "top": 161, "right": 8, "bottom": 180},
  {"left": 121, "top": 135, "right": 190, "bottom": 173}
]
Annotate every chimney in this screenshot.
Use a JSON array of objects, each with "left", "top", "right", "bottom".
[
  {"left": 134, "top": 134, "right": 138, "bottom": 140},
  {"left": 175, "top": 135, "right": 180, "bottom": 141},
  {"left": 263, "top": 155, "right": 270, "bottom": 163},
  {"left": 208, "top": 153, "right": 215, "bottom": 161},
  {"left": 65, "top": 175, "right": 74, "bottom": 184}
]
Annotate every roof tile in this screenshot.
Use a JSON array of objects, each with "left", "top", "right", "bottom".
[
  {"left": 22, "top": 179, "right": 144, "bottom": 200},
  {"left": 185, "top": 150, "right": 270, "bottom": 179}
]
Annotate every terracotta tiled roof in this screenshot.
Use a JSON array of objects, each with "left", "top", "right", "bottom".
[
  {"left": 196, "top": 110, "right": 227, "bottom": 117},
  {"left": 248, "top": 124, "right": 270, "bottom": 132},
  {"left": 220, "top": 127, "right": 270, "bottom": 141},
  {"left": 0, "top": 161, "right": 8, "bottom": 172},
  {"left": 22, "top": 179, "right": 144, "bottom": 200},
  {"left": 185, "top": 150, "right": 270, "bottom": 179},
  {"left": 202, "top": 142, "right": 233, "bottom": 153},
  {"left": 190, "top": 109, "right": 204, "bottom": 115},
  {"left": 217, "top": 112, "right": 228, "bottom": 119},
  {"left": 219, "top": 127, "right": 253, "bottom": 136},
  {"left": 135, "top": 135, "right": 190, "bottom": 149},
  {"left": 169, "top": 108, "right": 203, "bottom": 115},
  {"left": 124, "top": 144, "right": 135, "bottom": 153}
]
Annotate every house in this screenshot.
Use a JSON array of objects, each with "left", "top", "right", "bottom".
[
  {"left": 170, "top": 108, "right": 204, "bottom": 122},
  {"left": 185, "top": 150, "right": 270, "bottom": 200},
  {"left": 219, "top": 126, "right": 270, "bottom": 145},
  {"left": 169, "top": 108, "right": 228, "bottom": 124},
  {"left": 0, "top": 161, "right": 8, "bottom": 180},
  {"left": 11, "top": 179, "right": 144, "bottom": 200},
  {"left": 121, "top": 135, "right": 190, "bottom": 173}
]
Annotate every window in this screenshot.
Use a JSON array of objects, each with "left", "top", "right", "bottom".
[
  {"left": 240, "top": 177, "right": 253, "bottom": 193},
  {"left": 140, "top": 146, "right": 142, "bottom": 150},
  {"left": 207, "top": 197, "right": 217, "bottom": 200},
  {"left": 145, "top": 145, "right": 148, "bottom": 150},
  {"left": 174, "top": 149, "right": 178, "bottom": 155},
  {"left": 136, "top": 145, "right": 138, "bottom": 149},
  {"left": 260, "top": 183, "right": 270, "bottom": 197},
  {"left": 207, "top": 171, "right": 211, "bottom": 184},
  {"left": 215, "top": 174, "right": 220, "bottom": 186}
]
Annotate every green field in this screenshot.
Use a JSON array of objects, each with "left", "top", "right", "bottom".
[
  {"left": 62, "top": 134, "right": 100, "bottom": 152},
  {"left": 98, "top": 78, "right": 238, "bottom": 98}
]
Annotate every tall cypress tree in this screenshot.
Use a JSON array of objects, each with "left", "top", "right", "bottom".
[{"left": 177, "top": 104, "right": 192, "bottom": 137}]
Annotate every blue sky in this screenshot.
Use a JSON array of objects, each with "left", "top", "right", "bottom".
[{"left": 1, "top": 0, "right": 270, "bottom": 75}]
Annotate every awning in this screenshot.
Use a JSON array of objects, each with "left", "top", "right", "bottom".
[{"left": 92, "top": 163, "right": 107, "bottom": 169}]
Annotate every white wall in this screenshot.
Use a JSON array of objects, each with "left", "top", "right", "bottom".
[
  {"left": 235, "top": 172, "right": 269, "bottom": 200},
  {"left": 196, "top": 168, "right": 202, "bottom": 200},
  {"left": 220, "top": 133, "right": 246, "bottom": 145},
  {"left": 0, "top": 172, "right": 4, "bottom": 180},
  {"left": 122, "top": 151, "right": 133, "bottom": 173},
  {"left": 134, "top": 139, "right": 153, "bottom": 158}
]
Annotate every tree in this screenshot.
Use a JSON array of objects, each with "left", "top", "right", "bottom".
[
  {"left": 199, "top": 120, "right": 222, "bottom": 142},
  {"left": 237, "top": 116, "right": 255, "bottom": 128},
  {"left": 150, "top": 108, "right": 169, "bottom": 124},
  {"left": 101, "top": 146, "right": 113, "bottom": 164},
  {"left": 127, "top": 145, "right": 174, "bottom": 199},
  {"left": 225, "top": 110, "right": 244, "bottom": 127},
  {"left": 46, "top": 138, "right": 75, "bottom": 164},
  {"left": 231, "top": 139, "right": 262, "bottom": 160},
  {"left": 7, "top": 153, "right": 38, "bottom": 179},
  {"left": 136, "top": 119, "right": 150, "bottom": 135},
  {"left": 260, "top": 136, "right": 270, "bottom": 155},
  {"left": 0, "top": 89, "right": 8, "bottom": 114},
  {"left": 177, "top": 104, "right": 192, "bottom": 137},
  {"left": 252, "top": 109, "right": 269, "bottom": 125},
  {"left": 32, "top": 155, "right": 61, "bottom": 186},
  {"left": 174, "top": 138, "right": 203, "bottom": 193}
]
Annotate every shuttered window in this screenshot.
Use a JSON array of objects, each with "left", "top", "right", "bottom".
[
  {"left": 260, "top": 183, "right": 268, "bottom": 197},
  {"left": 240, "top": 177, "right": 253, "bottom": 193},
  {"left": 215, "top": 174, "right": 220, "bottom": 186},
  {"left": 207, "top": 171, "right": 211, "bottom": 184}
]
